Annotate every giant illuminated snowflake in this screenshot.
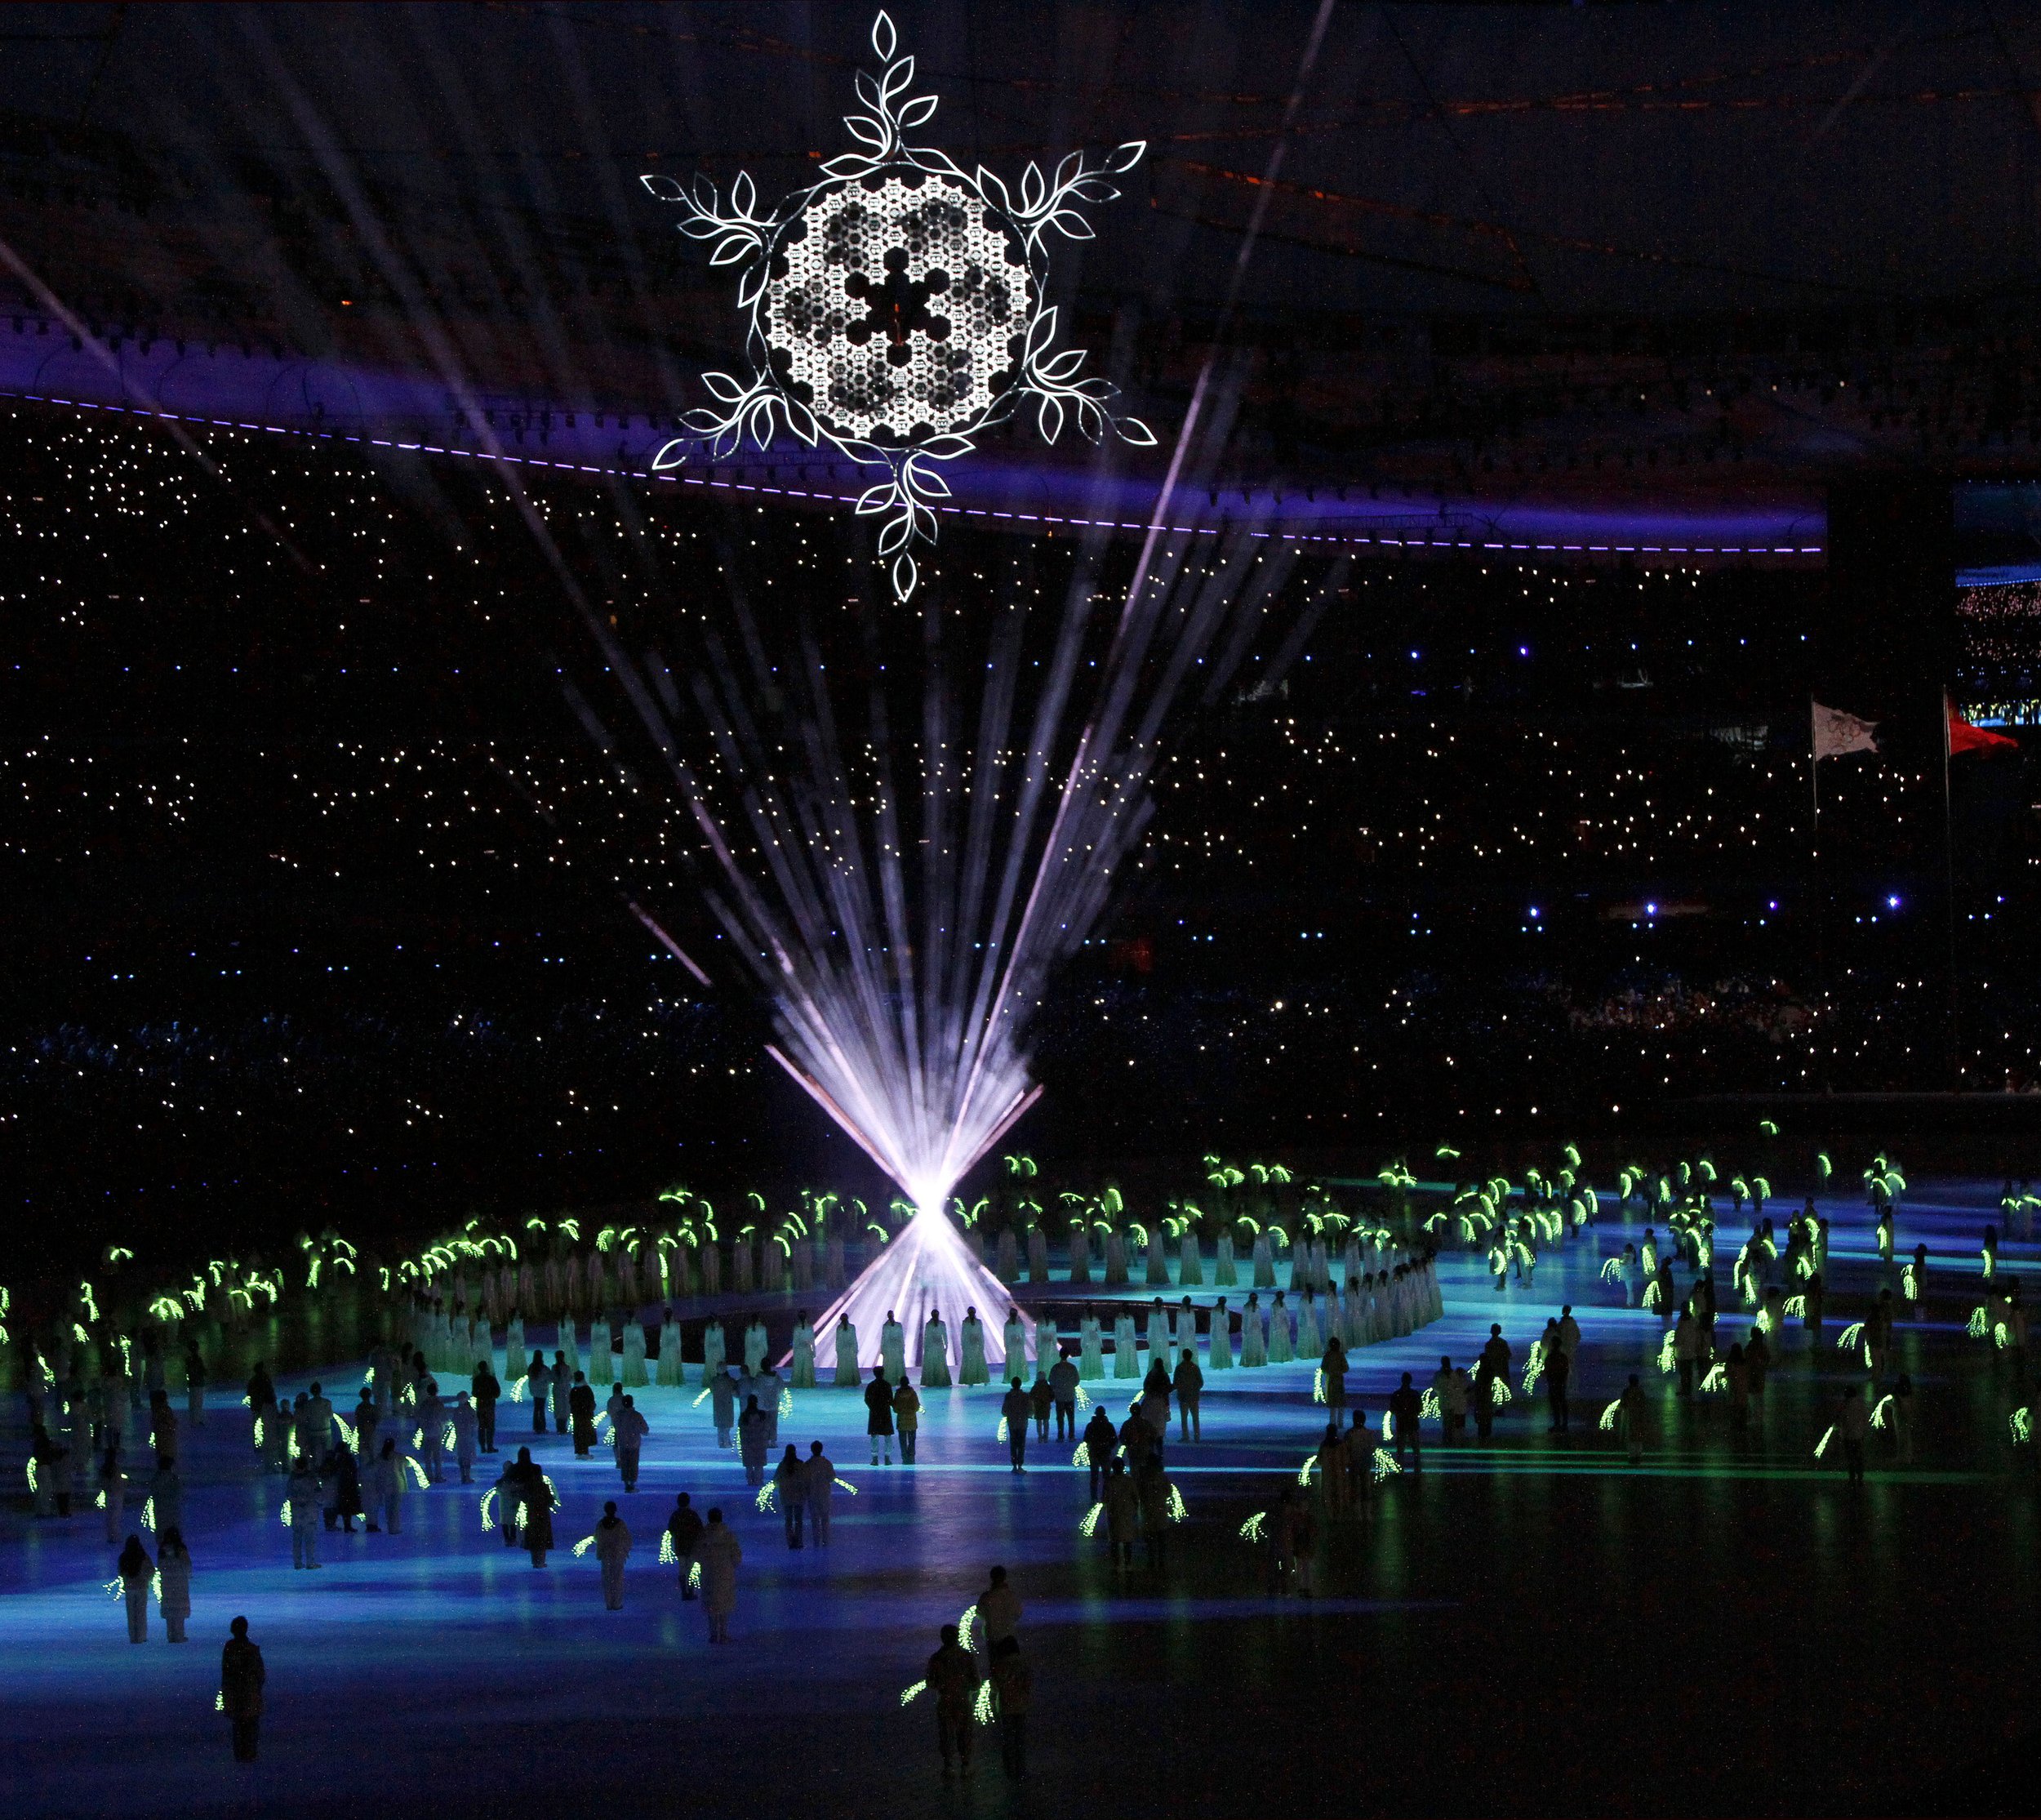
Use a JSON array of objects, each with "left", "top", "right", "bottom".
[{"left": 642, "top": 10, "right": 1154, "bottom": 600}]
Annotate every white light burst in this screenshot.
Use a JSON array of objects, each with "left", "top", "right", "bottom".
[{"left": 804, "top": 1201, "right": 1035, "bottom": 1373}]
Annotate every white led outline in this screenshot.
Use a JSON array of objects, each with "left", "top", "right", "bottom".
[{"left": 640, "top": 9, "right": 1154, "bottom": 601}]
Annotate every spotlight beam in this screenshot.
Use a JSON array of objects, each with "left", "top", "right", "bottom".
[
  {"left": 763, "top": 1044, "right": 911, "bottom": 1186},
  {"left": 227, "top": 2, "right": 1334, "bottom": 1363},
  {"left": 523, "top": 9, "right": 1346, "bottom": 1366}
]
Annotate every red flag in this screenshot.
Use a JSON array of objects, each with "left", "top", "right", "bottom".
[{"left": 1948, "top": 702, "right": 2018, "bottom": 755}]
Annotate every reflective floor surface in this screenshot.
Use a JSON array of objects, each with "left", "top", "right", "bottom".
[{"left": 3, "top": 1179, "right": 2035, "bottom": 1818}]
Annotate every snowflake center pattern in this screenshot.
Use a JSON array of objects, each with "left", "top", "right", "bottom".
[{"left": 766, "top": 175, "right": 1032, "bottom": 445}]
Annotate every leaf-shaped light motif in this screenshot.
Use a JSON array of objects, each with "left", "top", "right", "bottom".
[{"left": 638, "top": 9, "right": 1152, "bottom": 601}]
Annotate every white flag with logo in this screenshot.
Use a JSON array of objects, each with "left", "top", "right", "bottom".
[{"left": 1812, "top": 701, "right": 1878, "bottom": 760}]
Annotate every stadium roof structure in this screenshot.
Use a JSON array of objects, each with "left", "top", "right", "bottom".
[{"left": 1, "top": 0, "right": 2037, "bottom": 551}]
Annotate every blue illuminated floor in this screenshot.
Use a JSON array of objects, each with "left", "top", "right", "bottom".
[{"left": 4, "top": 1181, "right": 2036, "bottom": 1818}]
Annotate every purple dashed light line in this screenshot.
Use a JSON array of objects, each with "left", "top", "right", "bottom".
[{"left": 0, "top": 384, "right": 1825, "bottom": 561}]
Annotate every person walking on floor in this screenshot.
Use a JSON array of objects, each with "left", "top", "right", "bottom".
[
  {"left": 1118, "top": 1402, "right": 1152, "bottom": 1474},
  {"left": 568, "top": 1372, "right": 597, "bottom": 1457},
  {"left": 1270, "top": 1485, "right": 1314, "bottom": 1597},
  {"left": 527, "top": 1355, "right": 551, "bottom": 1436},
  {"left": 29, "top": 1422, "right": 69, "bottom": 1519},
  {"left": 417, "top": 1380, "right": 447, "bottom": 1484},
  {"left": 472, "top": 1359, "right": 500, "bottom": 1454},
  {"left": 666, "top": 1492, "right": 703, "bottom": 1594},
  {"left": 300, "top": 1382, "right": 334, "bottom": 1457},
  {"left": 1001, "top": 1377, "right": 1032, "bottom": 1472},
  {"left": 612, "top": 1394, "right": 648, "bottom": 1493},
  {"left": 1618, "top": 1373, "right": 1651, "bottom": 1467},
  {"left": 594, "top": 1500, "right": 632, "bottom": 1609},
  {"left": 1103, "top": 1457, "right": 1138, "bottom": 1573},
  {"left": 147, "top": 1391, "right": 178, "bottom": 1469},
  {"left": 367, "top": 1438, "right": 403, "bottom": 1536},
  {"left": 97, "top": 1446, "right": 126, "bottom": 1545},
  {"left": 220, "top": 1617, "right": 265, "bottom": 1763},
  {"left": 865, "top": 1368, "right": 896, "bottom": 1465},
  {"left": 774, "top": 1445, "right": 808, "bottom": 1549},
  {"left": 1430, "top": 1357, "right": 1460, "bottom": 1447},
  {"left": 289, "top": 1457, "right": 324, "bottom": 1568},
  {"left": 1745, "top": 1324, "right": 1772, "bottom": 1428},
  {"left": 1048, "top": 1350, "right": 1079, "bottom": 1440},
  {"left": 1139, "top": 1367, "right": 1171, "bottom": 1454},
  {"left": 754, "top": 1362, "right": 785, "bottom": 1448},
  {"left": 1835, "top": 1382, "right": 1871, "bottom": 1485},
  {"left": 246, "top": 1360, "right": 276, "bottom": 1436},
  {"left": 1546, "top": 1335, "right": 1572, "bottom": 1433},
  {"left": 1136, "top": 1453, "right": 1173, "bottom": 1573},
  {"left": 155, "top": 1528, "right": 192, "bottom": 1643},
  {"left": 1083, "top": 1405, "right": 1117, "bottom": 1501},
  {"left": 927, "top": 1622, "right": 981, "bottom": 1776},
  {"left": 183, "top": 1341, "right": 206, "bottom": 1430},
  {"left": 150, "top": 1457, "right": 185, "bottom": 1539},
  {"left": 1673, "top": 1309, "right": 1699, "bottom": 1399},
  {"left": 549, "top": 1351, "right": 571, "bottom": 1435},
  {"left": 696, "top": 1506, "right": 742, "bottom": 1643},
  {"left": 1346, "top": 1409, "right": 1377, "bottom": 1524},
  {"left": 805, "top": 1441, "right": 835, "bottom": 1546},
  {"left": 739, "top": 1395, "right": 771, "bottom": 1485},
  {"left": 990, "top": 1635, "right": 1031, "bottom": 1782},
  {"left": 893, "top": 1376, "right": 922, "bottom": 1465},
  {"left": 1558, "top": 1305, "right": 1582, "bottom": 1369},
  {"left": 521, "top": 1458, "right": 554, "bottom": 1568},
  {"left": 491, "top": 1453, "right": 527, "bottom": 1549},
  {"left": 1474, "top": 1325, "right": 1510, "bottom": 1442},
  {"left": 1172, "top": 1347, "right": 1203, "bottom": 1441},
  {"left": 451, "top": 1391, "right": 479, "bottom": 1484},
  {"left": 711, "top": 1364, "right": 737, "bottom": 1449},
  {"left": 978, "top": 1564, "right": 1021, "bottom": 1652},
  {"left": 1388, "top": 1373, "right": 1424, "bottom": 1471},
  {"left": 323, "top": 1446, "right": 362, "bottom": 1534},
  {"left": 1889, "top": 1373, "right": 1916, "bottom": 1464},
  {"left": 1287, "top": 1491, "right": 1316, "bottom": 1597},
  {"left": 1321, "top": 1338, "right": 1348, "bottom": 1420},
  {"left": 117, "top": 1533, "right": 153, "bottom": 1643}
]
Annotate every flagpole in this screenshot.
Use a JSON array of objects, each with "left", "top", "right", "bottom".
[
  {"left": 1809, "top": 693, "right": 1819, "bottom": 834},
  {"left": 1942, "top": 685, "right": 1959, "bottom": 1086},
  {"left": 1809, "top": 694, "right": 1825, "bottom": 1096}
]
